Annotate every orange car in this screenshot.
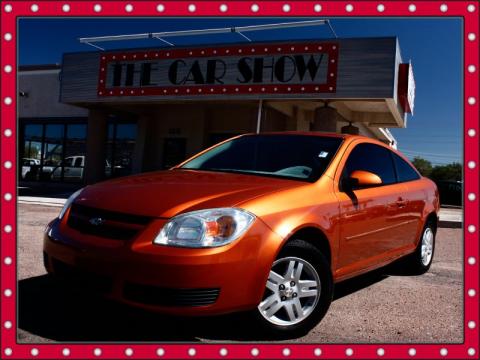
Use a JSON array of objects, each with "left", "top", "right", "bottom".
[{"left": 43, "top": 132, "right": 439, "bottom": 337}]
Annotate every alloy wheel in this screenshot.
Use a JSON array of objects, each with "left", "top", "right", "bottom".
[
  {"left": 258, "top": 256, "right": 321, "bottom": 326},
  {"left": 421, "top": 227, "right": 434, "bottom": 266}
]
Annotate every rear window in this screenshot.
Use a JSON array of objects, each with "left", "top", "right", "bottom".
[{"left": 393, "top": 153, "right": 420, "bottom": 182}]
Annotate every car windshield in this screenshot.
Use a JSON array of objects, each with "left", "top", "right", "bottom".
[{"left": 180, "top": 134, "right": 343, "bottom": 182}]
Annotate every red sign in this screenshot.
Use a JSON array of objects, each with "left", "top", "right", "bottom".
[
  {"left": 97, "top": 42, "right": 339, "bottom": 97},
  {"left": 398, "top": 62, "right": 415, "bottom": 114}
]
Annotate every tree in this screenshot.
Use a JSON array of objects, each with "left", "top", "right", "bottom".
[
  {"left": 430, "top": 162, "right": 462, "bottom": 182},
  {"left": 411, "top": 157, "right": 433, "bottom": 177}
]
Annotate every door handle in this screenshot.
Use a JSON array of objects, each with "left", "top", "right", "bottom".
[{"left": 396, "top": 198, "right": 407, "bottom": 207}]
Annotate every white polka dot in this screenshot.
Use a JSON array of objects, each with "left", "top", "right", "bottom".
[
  {"left": 219, "top": 348, "right": 227, "bottom": 356},
  {"left": 4, "top": 348, "right": 12, "bottom": 356},
  {"left": 125, "top": 348, "right": 133, "bottom": 356},
  {"left": 468, "top": 33, "right": 476, "bottom": 41},
  {"left": 94, "top": 348, "right": 102, "bottom": 356},
  {"left": 157, "top": 4, "right": 165, "bottom": 12},
  {"left": 408, "top": 348, "right": 416, "bottom": 356},
  {"left": 468, "top": 225, "right": 476, "bottom": 233},
  {"left": 468, "top": 193, "right": 476, "bottom": 201},
  {"left": 468, "top": 348, "right": 476, "bottom": 356},
  {"left": 4, "top": 161, "right": 12, "bottom": 170},
  {"left": 346, "top": 348, "right": 353, "bottom": 356},
  {"left": 468, "top": 321, "right": 476, "bottom": 329},
  {"left": 4, "top": 321, "right": 12, "bottom": 329},
  {"left": 4, "top": 289, "right": 12, "bottom": 297},
  {"left": 468, "top": 65, "right": 476, "bottom": 73},
  {"left": 94, "top": 4, "right": 101, "bottom": 12},
  {"left": 468, "top": 129, "right": 476, "bottom": 137},
  {"left": 467, "top": 4, "right": 476, "bottom": 12},
  {"left": 4, "top": 4, "right": 12, "bottom": 12},
  {"left": 346, "top": 4, "right": 353, "bottom": 12},
  {"left": 4, "top": 33, "right": 12, "bottom": 41},
  {"left": 188, "top": 4, "right": 196, "bottom": 12},
  {"left": 219, "top": 4, "right": 227, "bottom": 12},
  {"left": 468, "top": 97, "right": 476, "bottom": 105},
  {"left": 251, "top": 348, "right": 259, "bottom": 356},
  {"left": 377, "top": 4, "right": 385, "bottom": 12},
  {"left": 4, "top": 97, "right": 12, "bottom": 105},
  {"left": 468, "top": 257, "right": 476, "bottom": 265},
  {"left": 30, "top": 4, "right": 39, "bottom": 12},
  {"left": 125, "top": 4, "right": 133, "bottom": 12},
  {"left": 468, "top": 161, "right": 476, "bottom": 169},
  {"left": 63, "top": 348, "right": 70, "bottom": 356},
  {"left": 188, "top": 348, "right": 196, "bottom": 356},
  {"left": 156, "top": 348, "right": 165, "bottom": 356},
  {"left": 283, "top": 4, "right": 291, "bottom": 12},
  {"left": 31, "top": 348, "right": 39, "bottom": 356},
  {"left": 314, "top": 348, "right": 322, "bottom": 356},
  {"left": 251, "top": 4, "right": 259, "bottom": 12},
  {"left": 314, "top": 4, "right": 322, "bottom": 12},
  {"left": 4, "top": 129, "right": 12, "bottom": 137},
  {"left": 440, "top": 348, "right": 448, "bottom": 356},
  {"left": 62, "top": 4, "right": 70, "bottom": 12},
  {"left": 4, "top": 256, "right": 12, "bottom": 264},
  {"left": 377, "top": 348, "right": 385, "bottom": 356},
  {"left": 4, "top": 225, "right": 12, "bottom": 233},
  {"left": 468, "top": 289, "right": 476, "bottom": 297},
  {"left": 4, "top": 193, "right": 13, "bottom": 201},
  {"left": 283, "top": 348, "right": 291, "bottom": 356},
  {"left": 440, "top": 4, "right": 448, "bottom": 12},
  {"left": 408, "top": 4, "right": 416, "bottom": 12},
  {"left": 4, "top": 65, "right": 12, "bottom": 73}
]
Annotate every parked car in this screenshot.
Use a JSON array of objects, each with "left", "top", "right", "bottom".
[
  {"left": 21, "top": 158, "right": 40, "bottom": 179},
  {"left": 51, "top": 156, "right": 112, "bottom": 181},
  {"left": 43, "top": 132, "right": 439, "bottom": 337}
]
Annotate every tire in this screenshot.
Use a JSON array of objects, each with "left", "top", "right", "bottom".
[
  {"left": 253, "top": 239, "right": 333, "bottom": 338},
  {"left": 402, "top": 220, "right": 436, "bottom": 275}
]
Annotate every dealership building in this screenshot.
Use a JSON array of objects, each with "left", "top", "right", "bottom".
[{"left": 19, "top": 35, "right": 414, "bottom": 185}]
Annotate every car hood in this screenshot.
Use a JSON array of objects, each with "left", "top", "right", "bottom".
[{"left": 74, "top": 169, "right": 305, "bottom": 218}]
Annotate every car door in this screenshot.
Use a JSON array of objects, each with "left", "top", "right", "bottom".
[
  {"left": 334, "top": 142, "right": 406, "bottom": 278},
  {"left": 391, "top": 152, "right": 424, "bottom": 247}
]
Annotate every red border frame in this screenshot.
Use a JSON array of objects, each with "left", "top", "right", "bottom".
[
  {"left": 1, "top": 1, "right": 478, "bottom": 359},
  {"left": 97, "top": 42, "right": 339, "bottom": 97}
]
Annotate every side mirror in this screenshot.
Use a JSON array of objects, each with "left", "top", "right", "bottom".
[{"left": 349, "top": 170, "right": 382, "bottom": 188}]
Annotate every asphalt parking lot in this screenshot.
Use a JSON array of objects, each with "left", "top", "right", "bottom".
[{"left": 17, "top": 203, "right": 463, "bottom": 343}]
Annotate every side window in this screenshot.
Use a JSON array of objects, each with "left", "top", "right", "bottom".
[
  {"left": 393, "top": 153, "right": 420, "bottom": 182},
  {"left": 343, "top": 143, "right": 396, "bottom": 186},
  {"left": 64, "top": 157, "right": 74, "bottom": 167},
  {"left": 74, "top": 157, "right": 83, "bottom": 168}
]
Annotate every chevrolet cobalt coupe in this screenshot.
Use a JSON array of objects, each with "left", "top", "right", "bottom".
[{"left": 44, "top": 133, "right": 439, "bottom": 337}]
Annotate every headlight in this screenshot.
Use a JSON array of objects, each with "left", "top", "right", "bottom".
[
  {"left": 154, "top": 208, "right": 255, "bottom": 248},
  {"left": 58, "top": 188, "right": 84, "bottom": 220}
]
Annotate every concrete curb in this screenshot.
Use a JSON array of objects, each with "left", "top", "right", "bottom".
[{"left": 18, "top": 196, "right": 66, "bottom": 207}]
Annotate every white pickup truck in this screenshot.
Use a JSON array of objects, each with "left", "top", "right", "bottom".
[{"left": 51, "top": 156, "right": 112, "bottom": 181}]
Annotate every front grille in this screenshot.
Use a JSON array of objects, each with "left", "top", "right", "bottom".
[
  {"left": 67, "top": 203, "right": 152, "bottom": 240},
  {"left": 52, "top": 258, "right": 113, "bottom": 294},
  {"left": 123, "top": 282, "right": 220, "bottom": 307}
]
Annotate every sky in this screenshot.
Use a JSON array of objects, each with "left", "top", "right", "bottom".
[{"left": 18, "top": 18, "right": 463, "bottom": 166}]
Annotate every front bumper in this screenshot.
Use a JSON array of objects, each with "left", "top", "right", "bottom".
[{"left": 43, "top": 214, "right": 282, "bottom": 316}]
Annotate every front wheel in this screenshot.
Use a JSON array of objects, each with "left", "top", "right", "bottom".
[{"left": 253, "top": 239, "right": 333, "bottom": 338}]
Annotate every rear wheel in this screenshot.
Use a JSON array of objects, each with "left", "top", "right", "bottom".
[
  {"left": 254, "top": 239, "right": 333, "bottom": 338},
  {"left": 403, "top": 220, "right": 436, "bottom": 274}
]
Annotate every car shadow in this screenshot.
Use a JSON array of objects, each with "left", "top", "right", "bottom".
[{"left": 18, "top": 267, "right": 397, "bottom": 342}]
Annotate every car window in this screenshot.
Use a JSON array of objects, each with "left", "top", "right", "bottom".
[
  {"left": 74, "top": 157, "right": 83, "bottom": 167},
  {"left": 392, "top": 152, "right": 420, "bottom": 182},
  {"left": 181, "top": 135, "right": 344, "bottom": 182},
  {"left": 343, "top": 143, "right": 396, "bottom": 186},
  {"left": 64, "top": 158, "right": 74, "bottom": 167}
]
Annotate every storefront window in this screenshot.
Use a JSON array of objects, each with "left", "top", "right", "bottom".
[
  {"left": 105, "top": 120, "right": 137, "bottom": 178},
  {"left": 20, "top": 120, "right": 87, "bottom": 183}
]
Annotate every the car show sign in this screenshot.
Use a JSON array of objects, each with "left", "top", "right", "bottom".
[{"left": 96, "top": 42, "right": 339, "bottom": 97}]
